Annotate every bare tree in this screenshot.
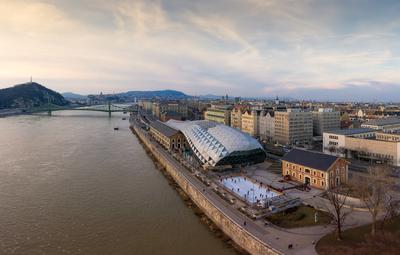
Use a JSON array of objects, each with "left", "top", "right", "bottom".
[
  {"left": 326, "top": 145, "right": 336, "bottom": 155},
  {"left": 380, "top": 191, "right": 400, "bottom": 229},
  {"left": 325, "top": 186, "right": 352, "bottom": 240},
  {"left": 353, "top": 165, "right": 393, "bottom": 236}
]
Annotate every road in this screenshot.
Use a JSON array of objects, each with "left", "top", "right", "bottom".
[{"left": 131, "top": 119, "right": 335, "bottom": 255}]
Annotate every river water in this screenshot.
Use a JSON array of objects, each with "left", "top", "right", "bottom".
[{"left": 0, "top": 111, "right": 236, "bottom": 255}]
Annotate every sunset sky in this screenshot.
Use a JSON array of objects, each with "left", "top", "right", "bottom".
[{"left": 1, "top": 0, "right": 400, "bottom": 101}]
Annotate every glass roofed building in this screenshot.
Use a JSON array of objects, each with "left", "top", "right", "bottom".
[{"left": 165, "top": 120, "right": 266, "bottom": 167}]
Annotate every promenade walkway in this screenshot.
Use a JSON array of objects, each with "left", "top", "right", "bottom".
[{"left": 131, "top": 119, "right": 335, "bottom": 255}]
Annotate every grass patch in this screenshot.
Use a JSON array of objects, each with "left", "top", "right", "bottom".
[
  {"left": 316, "top": 216, "right": 400, "bottom": 255},
  {"left": 266, "top": 205, "right": 331, "bottom": 228}
]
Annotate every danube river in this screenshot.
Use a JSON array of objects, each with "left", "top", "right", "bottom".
[{"left": 0, "top": 111, "right": 236, "bottom": 255}]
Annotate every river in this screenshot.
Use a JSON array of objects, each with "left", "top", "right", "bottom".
[{"left": 0, "top": 111, "right": 237, "bottom": 255}]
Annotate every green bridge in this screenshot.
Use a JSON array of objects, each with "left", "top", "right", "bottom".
[{"left": 26, "top": 102, "right": 138, "bottom": 117}]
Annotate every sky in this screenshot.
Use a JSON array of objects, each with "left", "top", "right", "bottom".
[{"left": 1, "top": 0, "right": 400, "bottom": 101}]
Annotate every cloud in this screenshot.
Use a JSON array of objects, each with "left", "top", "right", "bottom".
[{"left": 0, "top": 0, "right": 400, "bottom": 101}]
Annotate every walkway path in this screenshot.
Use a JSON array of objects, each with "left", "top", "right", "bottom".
[{"left": 131, "top": 119, "right": 340, "bottom": 255}]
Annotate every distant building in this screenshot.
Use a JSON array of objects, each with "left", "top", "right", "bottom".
[
  {"left": 323, "top": 128, "right": 400, "bottom": 166},
  {"left": 230, "top": 104, "right": 250, "bottom": 130},
  {"left": 361, "top": 117, "right": 400, "bottom": 131},
  {"left": 282, "top": 149, "right": 349, "bottom": 190},
  {"left": 152, "top": 101, "right": 188, "bottom": 120},
  {"left": 204, "top": 104, "right": 232, "bottom": 125},
  {"left": 160, "top": 111, "right": 186, "bottom": 122},
  {"left": 274, "top": 109, "right": 313, "bottom": 145},
  {"left": 259, "top": 111, "right": 275, "bottom": 141},
  {"left": 241, "top": 109, "right": 261, "bottom": 137},
  {"left": 139, "top": 99, "right": 153, "bottom": 113},
  {"left": 312, "top": 108, "right": 340, "bottom": 136}
]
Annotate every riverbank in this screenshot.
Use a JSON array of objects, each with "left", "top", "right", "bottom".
[
  {"left": 130, "top": 122, "right": 282, "bottom": 255},
  {"left": 0, "top": 109, "right": 25, "bottom": 118},
  {"left": 137, "top": 135, "right": 247, "bottom": 254}
]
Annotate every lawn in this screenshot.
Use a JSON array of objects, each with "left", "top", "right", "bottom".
[
  {"left": 266, "top": 205, "right": 331, "bottom": 228},
  {"left": 316, "top": 216, "right": 400, "bottom": 255}
]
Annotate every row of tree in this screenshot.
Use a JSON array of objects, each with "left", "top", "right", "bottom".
[{"left": 325, "top": 165, "right": 399, "bottom": 240}]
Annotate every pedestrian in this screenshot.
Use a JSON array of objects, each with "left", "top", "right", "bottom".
[{"left": 243, "top": 221, "right": 246, "bottom": 226}]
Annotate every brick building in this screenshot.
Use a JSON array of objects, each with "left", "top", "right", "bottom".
[
  {"left": 148, "top": 120, "right": 187, "bottom": 152},
  {"left": 281, "top": 149, "right": 348, "bottom": 190}
]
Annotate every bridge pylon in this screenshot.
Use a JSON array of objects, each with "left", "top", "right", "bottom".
[
  {"left": 108, "top": 101, "right": 111, "bottom": 117},
  {"left": 47, "top": 92, "right": 52, "bottom": 116}
]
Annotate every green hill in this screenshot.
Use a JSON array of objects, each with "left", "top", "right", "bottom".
[{"left": 0, "top": 82, "right": 69, "bottom": 109}]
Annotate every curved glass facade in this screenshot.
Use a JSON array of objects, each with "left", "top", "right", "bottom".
[{"left": 166, "top": 120, "right": 266, "bottom": 166}]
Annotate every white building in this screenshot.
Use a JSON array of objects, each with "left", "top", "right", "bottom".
[
  {"left": 361, "top": 117, "right": 400, "bottom": 132},
  {"left": 323, "top": 128, "right": 400, "bottom": 166}
]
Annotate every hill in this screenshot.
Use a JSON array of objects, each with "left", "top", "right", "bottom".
[
  {"left": 0, "top": 82, "right": 69, "bottom": 109},
  {"left": 117, "top": 89, "right": 190, "bottom": 100},
  {"left": 62, "top": 92, "right": 86, "bottom": 100}
]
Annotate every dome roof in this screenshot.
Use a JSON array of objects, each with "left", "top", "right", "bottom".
[{"left": 165, "top": 120, "right": 264, "bottom": 166}]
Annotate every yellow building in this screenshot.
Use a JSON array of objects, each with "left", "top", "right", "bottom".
[
  {"left": 230, "top": 104, "right": 250, "bottom": 130},
  {"left": 149, "top": 120, "right": 187, "bottom": 152},
  {"left": 282, "top": 149, "right": 349, "bottom": 190},
  {"left": 241, "top": 110, "right": 261, "bottom": 137},
  {"left": 204, "top": 105, "right": 232, "bottom": 125}
]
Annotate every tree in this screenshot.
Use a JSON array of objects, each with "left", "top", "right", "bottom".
[
  {"left": 325, "top": 145, "right": 336, "bottom": 155},
  {"left": 325, "top": 186, "right": 352, "bottom": 240},
  {"left": 353, "top": 165, "right": 393, "bottom": 236}
]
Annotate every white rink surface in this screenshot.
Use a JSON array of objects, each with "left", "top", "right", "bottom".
[{"left": 220, "top": 176, "right": 279, "bottom": 203}]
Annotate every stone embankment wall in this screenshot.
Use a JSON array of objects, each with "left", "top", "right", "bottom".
[{"left": 132, "top": 125, "right": 282, "bottom": 255}]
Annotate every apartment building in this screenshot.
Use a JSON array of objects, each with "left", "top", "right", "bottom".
[
  {"left": 274, "top": 109, "right": 313, "bottom": 145},
  {"left": 139, "top": 99, "right": 153, "bottom": 113},
  {"left": 259, "top": 111, "right": 275, "bottom": 141},
  {"left": 241, "top": 110, "right": 261, "bottom": 137},
  {"left": 152, "top": 101, "right": 189, "bottom": 120},
  {"left": 204, "top": 105, "right": 232, "bottom": 125},
  {"left": 312, "top": 108, "right": 340, "bottom": 136},
  {"left": 282, "top": 149, "right": 348, "bottom": 190},
  {"left": 230, "top": 104, "right": 250, "bottom": 130}
]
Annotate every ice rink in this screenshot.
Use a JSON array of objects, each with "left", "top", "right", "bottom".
[{"left": 220, "top": 176, "right": 279, "bottom": 204}]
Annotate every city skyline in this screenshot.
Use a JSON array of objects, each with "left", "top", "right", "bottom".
[{"left": 2, "top": 0, "right": 400, "bottom": 101}]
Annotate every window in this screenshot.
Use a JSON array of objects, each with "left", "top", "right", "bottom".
[
  {"left": 305, "top": 168, "right": 310, "bottom": 173},
  {"left": 321, "top": 181, "right": 324, "bottom": 186},
  {"left": 321, "top": 173, "right": 324, "bottom": 177}
]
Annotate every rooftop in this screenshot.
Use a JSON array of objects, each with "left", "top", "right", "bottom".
[
  {"left": 282, "top": 149, "right": 340, "bottom": 171},
  {"left": 149, "top": 120, "right": 180, "bottom": 137},
  {"left": 325, "top": 128, "right": 375, "bottom": 136},
  {"left": 363, "top": 117, "right": 400, "bottom": 127},
  {"left": 165, "top": 120, "right": 265, "bottom": 166}
]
